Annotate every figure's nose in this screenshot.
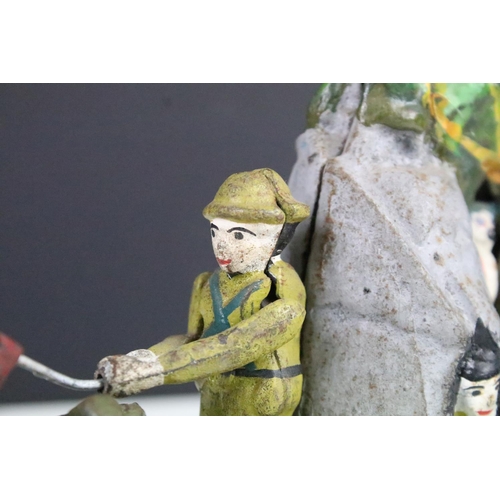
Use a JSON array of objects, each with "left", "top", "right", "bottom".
[{"left": 217, "top": 240, "right": 228, "bottom": 255}]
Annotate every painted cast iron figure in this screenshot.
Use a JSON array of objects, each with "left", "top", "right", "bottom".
[
  {"left": 454, "top": 319, "right": 500, "bottom": 416},
  {"left": 96, "top": 168, "right": 310, "bottom": 416}
]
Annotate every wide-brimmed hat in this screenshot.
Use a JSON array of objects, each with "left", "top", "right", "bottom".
[{"left": 203, "top": 168, "right": 310, "bottom": 225}]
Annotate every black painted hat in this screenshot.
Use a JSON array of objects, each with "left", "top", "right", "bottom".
[{"left": 458, "top": 318, "right": 500, "bottom": 382}]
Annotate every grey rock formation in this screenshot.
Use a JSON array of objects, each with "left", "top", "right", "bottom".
[{"left": 285, "top": 85, "right": 500, "bottom": 415}]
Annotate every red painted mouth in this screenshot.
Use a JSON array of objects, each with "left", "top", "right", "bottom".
[
  {"left": 217, "top": 258, "right": 231, "bottom": 266},
  {"left": 477, "top": 410, "right": 493, "bottom": 416}
]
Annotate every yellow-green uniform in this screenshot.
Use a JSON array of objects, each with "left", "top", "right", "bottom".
[{"left": 149, "top": 259, "right": 306, "bottom": 416}]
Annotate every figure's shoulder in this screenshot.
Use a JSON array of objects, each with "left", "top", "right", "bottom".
[
  {"left": 194, "top": 271, "right": 212, "bottom": 285},
  {"left": 270, "top": 258, "right": 301, "bottom": 280},
  {"left": 191, "top": 271, "right": 212, "bottom": 294},
  {"left": 268, "top": 259, "right": 306, "bottom": 306}
]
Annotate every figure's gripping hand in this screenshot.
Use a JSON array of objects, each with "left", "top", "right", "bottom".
[{"left": 95, "top": 349, "right": 164, "bottom": 398}]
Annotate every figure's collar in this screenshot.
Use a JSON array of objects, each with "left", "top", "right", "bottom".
[
  {"left": 217, "top": 268, "right": 266, "bottom": 286},
  {"left": 223, "top": 257, "right": 281, "bottom": 279}
]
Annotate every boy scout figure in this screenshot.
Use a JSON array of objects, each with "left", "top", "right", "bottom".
[{"left": 96, "top": 169, "right": 310, "bottom": 416}]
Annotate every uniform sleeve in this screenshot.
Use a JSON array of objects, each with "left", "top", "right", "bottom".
[{"left": 155, "top": 262, "right": 306, "bottom": 384}]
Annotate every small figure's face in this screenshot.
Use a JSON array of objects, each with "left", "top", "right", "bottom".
[
  {"left": 454, "top": 374, "right": 500, "bottom": 416},
  {"left": 210, "top": 218, "right": 283, "bottom": 274},
  {"left": 471, "top": 209, "right": 495, "bottom": 247}
]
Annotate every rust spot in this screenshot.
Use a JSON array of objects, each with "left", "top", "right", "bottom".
[
  {"left": 369, "top": 383, "right": 377, "bottom": 390},
  {"left": 433, "top": 252, "right": 444, "bottom": 265},
  {"left": 317, "top": 228, "right": 335, "bottom": 278}
]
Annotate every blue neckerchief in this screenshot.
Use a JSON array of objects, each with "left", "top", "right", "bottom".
[{"left": 202, "top": 272, "right": 264, "bottom": 371}]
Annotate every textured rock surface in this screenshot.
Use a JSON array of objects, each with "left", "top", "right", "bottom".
[
  {"left": 285, "top": 84, "right": 362, "bottom": 278},
  {"left": 286, "top": 86, "right": 500, "bottom": 415}
]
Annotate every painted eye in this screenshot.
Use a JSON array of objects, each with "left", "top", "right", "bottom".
[
  {"left": 211, "top": 230, "right": 215, "bottom": 237},
  {"left": 234, "top": 232, "right": 244, "bottom": 240},
  {"left": 472, "top": 390, "right": 482, "bottom": 397},
  {"left": 476, "top": 218, "right": 485, "bottom": 226}
]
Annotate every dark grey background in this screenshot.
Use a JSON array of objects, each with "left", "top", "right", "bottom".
[{"left": 0, "top": 84, "right": 319, "bottom": 402}]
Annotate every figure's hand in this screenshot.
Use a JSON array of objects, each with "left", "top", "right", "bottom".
[{"left": 95, "top": 349, "right": 164, "bottom": 398}]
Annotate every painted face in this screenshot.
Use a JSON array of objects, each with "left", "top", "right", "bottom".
[
  {"left": 210, "top": 218, "right": 283, "bottom": 274},
  {"left": 471, "top": 209, "right": 495, "bottom": 247},
  {"left": 454, "top": 374, "right": 500, "bottom": 416}
]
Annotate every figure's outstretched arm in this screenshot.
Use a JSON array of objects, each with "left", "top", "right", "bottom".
[
  {"left": 96, "top": 297, "right": 304, "bottom": 397},
  {"left": 95, "top": 271, "right": 210, "bottom": 396},
  {"left": 157, "top": 298, "right": 304, "bottom": 384}
]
